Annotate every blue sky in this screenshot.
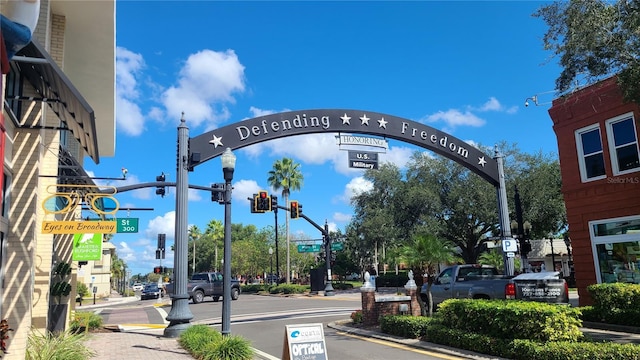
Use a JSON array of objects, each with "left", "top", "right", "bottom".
[{"left": 85, "top": 1, "right": 564, "bottom": 276}]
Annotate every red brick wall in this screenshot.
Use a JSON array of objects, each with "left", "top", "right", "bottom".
[
  {"left": 549, "top": 76, "right": 640, "bottom": 305},
  {"left": 361, "top": 288, "right": 421, "bottom": 326}
]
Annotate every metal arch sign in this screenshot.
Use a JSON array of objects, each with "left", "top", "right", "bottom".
[{"left": 189, "top": 109, "right": 499, "bottom": 186}]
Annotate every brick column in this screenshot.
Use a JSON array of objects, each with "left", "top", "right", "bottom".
[
  {"left": 405, "top": 271, "right": 421, "bottom": 316},
  {"left": 361, "top": 271, "right": 377, "bottom": 325}
]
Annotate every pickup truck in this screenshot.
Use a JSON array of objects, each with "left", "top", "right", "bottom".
[
  {"left": 165, "top": 272, "right": 241, "bottom": 304},
  {"left": 420, "top": 264, "right": 569, "bottom": 309}
]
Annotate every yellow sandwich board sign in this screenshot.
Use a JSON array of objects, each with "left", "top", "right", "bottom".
[{"left": 282, "top": 323, "right": 328, "bottom": 360}]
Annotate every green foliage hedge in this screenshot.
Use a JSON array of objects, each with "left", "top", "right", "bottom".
[
  {"left": 586, "top": 283, "right": 640, "bottom": 327},
  {"left": 378, "top": 298, "right": 640, "bottom": 360},
  {"left": 268, "top": 284, "right": 308, "bottom": 294},
  {"left": 437, "top": 299, "right": 583, "bottom": 342},
  {"left": 179, "top": 324, "right": 253, "bottom": 360}
]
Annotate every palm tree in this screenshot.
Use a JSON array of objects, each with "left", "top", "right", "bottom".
[
  {"left": 267, "top": 158, "right": 304, "bottom": 283},
  {"left": 398, "top": 232, "right": 458, "bottom": 316}
]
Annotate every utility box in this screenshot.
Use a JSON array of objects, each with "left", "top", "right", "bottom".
[{"left": 310, "top": 268, "right": 325, "bottom": 292}]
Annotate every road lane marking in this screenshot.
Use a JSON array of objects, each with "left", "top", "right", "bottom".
[{"left": 337, "top": 331, "right": 468, "bottom": 360}]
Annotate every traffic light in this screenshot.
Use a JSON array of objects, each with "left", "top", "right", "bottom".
[
  {"left": 271, "top": 195, "right": 278, "bottom": 211},
  {"left": 211, "top": 183, "right": 224, "bottom": 203},
  {"left": 251, "top": 193, "right": 260, "bottom": 213},
  {"left": 156, "top": 172, "right": 166, "bottom": 197},
  {"left": 256, "top": 191, "right": 271, "bottom": 212},
  {"left": 153, "top": 266, "right": 162, "bottom": 274},
  {"left": 290, "top": 201, "right": 299, "bottom": 219}
]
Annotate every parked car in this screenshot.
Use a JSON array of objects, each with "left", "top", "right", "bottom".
[
  {"left": 165, "top": 271, "right": 241, "bottom": 304},
  {"left": 132, "top": 283, "right": 144, "bottom": 291},
  {"left": 420, "top": 264, "right": 569, "bottom": 310},
  {"left": 346, "top": 272, "right": 361, "bottom": 280},
  {"left": 141, "top": 283, "right": 162, "bottom": 300}
]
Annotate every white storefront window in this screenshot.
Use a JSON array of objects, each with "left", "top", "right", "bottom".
[{"left": 590, "top": 215, "right": 640, "bottom": 284}]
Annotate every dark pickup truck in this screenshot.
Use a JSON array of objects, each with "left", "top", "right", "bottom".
[
  {"left": 165, "top": 271, "right": 241, "bottom": 304},
  {"left": 420, "top": 264, "right": 569, "bottom": 309}
]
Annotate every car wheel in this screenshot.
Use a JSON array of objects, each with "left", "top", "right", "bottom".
[
  {"left": 212, "top": 296, "right": 220, "bottom": 302},
  {"left": 231, "top": 288, "right": 240, "bottom": 300},
  {"left": 193, "top": 290, "right": 205, "bottom": 304}
]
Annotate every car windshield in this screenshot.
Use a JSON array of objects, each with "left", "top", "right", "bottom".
[{"left": 144, "top": 284, "right": 158, "bottom": 291}]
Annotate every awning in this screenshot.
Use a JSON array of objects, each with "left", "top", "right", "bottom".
[{"left": 11, "top": 40, "right": 99, "bottom": 163}]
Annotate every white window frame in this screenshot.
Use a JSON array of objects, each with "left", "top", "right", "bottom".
[
  {"left": 575, "top": 123, "right": 606, "bottom": 182},
  {"left": 606, "top": 112, "right": 640, "bottom": 176},
  {"left": 589, "top": 214, "right": 640, "bottom": 284}
]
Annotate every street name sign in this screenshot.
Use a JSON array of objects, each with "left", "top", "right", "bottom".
[
  {"left": 330, "top": 242, "right": 344, "bottom": 251},
  {"left": 298, "top": 244, "right": 322, "bottom": 253},
  {"left": 117, "top": 218, "right": 139, "bottom": 233}
]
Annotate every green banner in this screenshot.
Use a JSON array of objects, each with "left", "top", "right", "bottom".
[{"left": 72, "top": 233, "right": 103, "bottom": 261}]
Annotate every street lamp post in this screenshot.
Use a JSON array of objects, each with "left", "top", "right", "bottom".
[
  {"left": 164, "top": 114, "right": 194, "bottom": 338},
  {"left": 550, "top": 238, "right": 556, "bottom": 272},
  {"left": 221, "top": 148, "right": 236, "bottom": 337},
  {"left": 269, "top": 247, "right": 274, "bottom": 284}
]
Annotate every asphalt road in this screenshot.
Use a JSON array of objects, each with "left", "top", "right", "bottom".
[{"left": 118, "top": 292, "right": 477, "bottom": 359}]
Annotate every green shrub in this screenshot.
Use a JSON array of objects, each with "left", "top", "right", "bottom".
[
  {"left": 179, "top": 324, "right": 223, "bottom": 358},
  {"left": 26, "top": 328, "right": 95, "bottom": 360},
  {"left": 380, "top": 315, "right": 431, "bottom": 338},
  {"left": 242, "top": 284, "right": 270, "bottom": 293},
  {"left": 350, "top": 310, "right": 363, "bottom": 324},
  {"left": 268, "top": 284, "right": 308, "bottom": 294},
  {"left": 586, "top": 283, "right": 640, "bottom": 327},
  {"left": 69, "top": 311, "right": 103, "bottom": 333},
  {"left": 76, "top": 283, "right": 89, "bottom": 298},
  {"left": 331, "top": 282, "right": 354, "bottom": 290},
  {"left": 201, "top": 335, "right": 253, "bottom": 360},
  {"left": 435, "top": 299, "right": 583, "bottom": 342},
  {"left": 378, "top": 307, "right": 640, "bottom": 360}
]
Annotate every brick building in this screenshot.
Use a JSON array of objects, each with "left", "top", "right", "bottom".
[
  {"left": 549, "top": 76, "right": 640, "bottom": 306},
  {"left": 1, "top": 1, "right": 115, "bottom": 358}
]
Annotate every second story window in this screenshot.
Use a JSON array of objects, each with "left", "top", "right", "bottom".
[
  {"left": 576, "top": 124, "right": 606, "bottom": 182},
  {"left": 606, "top": 113, "right": 640, "bottom": 175}
]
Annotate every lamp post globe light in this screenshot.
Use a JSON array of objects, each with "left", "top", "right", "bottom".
[{"left": 221, "top": 147, "right": 236, "bottom": 336}]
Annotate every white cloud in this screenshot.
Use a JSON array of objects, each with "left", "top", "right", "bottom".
[
  {"left": 333, "top": 212, "right": 352, "bottom": 223},
  {"left": 425, "top": 109, "right": 486, "bottom": 129},
  {"left": 326, "top": 222, "right": 339, "bottom": 233},
  {"left": 145, "top": 211, "right": 175, "bottom": 240},
  {"left": 336, "top": 176, "right": 373, "bottom": 204},
  {"left": 162, "top": 49, "right": 246, "bottom": 130},
  {"left": 478, "top": 97, "right": 502, "bottom": 112},
  {"left": 116, "top": 47, "right": 148, "bottom": 136},
  {"left": 232, "top": 179, "right": 262, "bottom": 210},
  {"left": 379, "top": 146, "right": 415, "bottom": 168},
  {"left": 188, "top": 188, "right": 203, "bottom": 202}
]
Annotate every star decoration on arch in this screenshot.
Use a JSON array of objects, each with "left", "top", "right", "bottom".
[
  {"left": 478, "top": 156, "right": 487, "bottom": 167},
  {"left": 377, "top": 117, "right": 388, "bottom": 129},
  {"left": 209, "top": 134, "right": 223, "bottom": 148},
  {"left": 360, "top": 114, "right": 370, "bottom": 125},
  {"left": 341, "top": 113, "right": 351, "bottom": 125}
]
